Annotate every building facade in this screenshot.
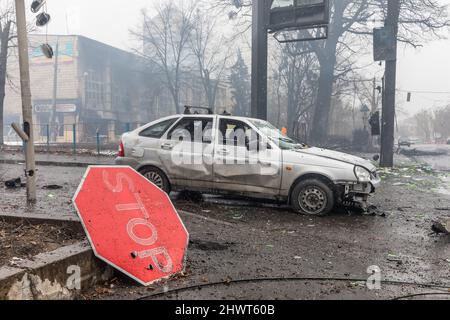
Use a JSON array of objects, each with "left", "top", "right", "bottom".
[{"left": 4, "top": 34, "right": 232, "bottom": 144}]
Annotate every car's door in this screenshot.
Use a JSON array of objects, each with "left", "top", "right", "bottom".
[
  {"left": 213, "top": 117, "right": 282, "bottom": 196},
  {"left": 158, "top": 116, "right": 215, "bottom": 188},
  {"left": 129, "top": 117, "right": 180, "bottom": 162}
]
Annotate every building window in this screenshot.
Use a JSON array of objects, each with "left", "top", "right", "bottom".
[{"left": 86, "top": 70, "right": 105, "bottom": 108}]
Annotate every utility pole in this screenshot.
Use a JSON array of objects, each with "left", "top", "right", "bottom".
[
  {"left": 380, "top": 0, "right": 400, "bottom": 168},
  {"left": 251, "top": 0, "right": 271, "bottom": 120},
  {"left": 14, "top": 0, "right": 37, "bottom": 202}
]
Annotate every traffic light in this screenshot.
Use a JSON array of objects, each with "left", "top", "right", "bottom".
[
  {"left": 36, "top": 12, "right": 51, "bottom": 27},
  {"left": 30, "top": 0, "right": 53, "bottom": 58},
  {"left": 369, "top": 111, "right": 381, "bottom": 136},
  {"left": 31, "top": 0, "right": 45, "bottom": 13},
  {"left": 407, "top": 92, "right": 412, "bottom": 102}
]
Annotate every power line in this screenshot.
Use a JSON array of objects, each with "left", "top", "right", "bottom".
[{"left": 397, "top": 89, "right": 450, "bottom": 95}]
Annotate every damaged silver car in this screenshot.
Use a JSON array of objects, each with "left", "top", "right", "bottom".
[{"left": 116, "top": 111, "right": 380, "bottom": 216}]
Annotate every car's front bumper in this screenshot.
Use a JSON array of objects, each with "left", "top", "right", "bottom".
[
  {"left": 337, "top": 172, "right": 381, "bottom": 209},
  {"left": 370, "top": 170, "right": 382, "bottom": 190}
]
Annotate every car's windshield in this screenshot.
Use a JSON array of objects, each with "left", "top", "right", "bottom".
[{"left": 249, "top": 119, "right": 307, "bottom": 150}]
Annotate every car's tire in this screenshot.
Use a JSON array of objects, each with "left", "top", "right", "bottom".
[
  {"left": 139, "top": 167, "right": 171, "bottom": 194},
  {"left": 290, "top": 179, "right": 335, "bottom": 216}
]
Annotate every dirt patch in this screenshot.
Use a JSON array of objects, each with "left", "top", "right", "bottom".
[{"left": 0, "top": 220, "right": 85, "bottom": 266}]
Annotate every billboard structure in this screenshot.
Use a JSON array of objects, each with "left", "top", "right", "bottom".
[
  {"left": 269, "top": 0, "right": 330, "bottom": 43},
  {"left": 251, "top": 0, "right": 330, "bottom": 120}
]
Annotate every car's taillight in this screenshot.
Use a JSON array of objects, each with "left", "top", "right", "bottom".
[{"left": 118, "top": 141, "right": 125, "bottom": 157}]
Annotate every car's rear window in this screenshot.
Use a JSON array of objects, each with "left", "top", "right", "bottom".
[{"left": 139, "top": 118, "right": 178, "bottom": 139}]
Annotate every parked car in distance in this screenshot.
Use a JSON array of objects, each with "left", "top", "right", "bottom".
[
  {"left": 447, "top": 137, "right": 450, "bottom": 145},
  {"left": 399, "top": 137, "right": 422, "bottom": 148},
  {"left": 116, "top": 111, "right": 380, "bottom": 216}
]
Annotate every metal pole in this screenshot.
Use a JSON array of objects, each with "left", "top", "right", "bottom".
[
  {"left": 49, "top": 37, "right": 59, "bottom": 142},
  {"left": 96, "top": 128, "right": 100, "bottom": 156},
  {"left": 73, "top": 124, "right": 76, "bottom": 155},
  {"left": 14, "top": 0, "right": 37, "bottom": 202},
  {"left": 380, "top": 0, "right": 400, "bottom": 168},
  {"left": 46, "top": 123, "right": 50, "bottom": 152},
  {"left": 251, "top": 0, "right": 271, "bottom": 120},
  {"left": 369, "top": 77, "right": 377, "bottom": 150}
]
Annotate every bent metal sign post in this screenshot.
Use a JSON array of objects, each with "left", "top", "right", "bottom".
[{"left": 73, "top": 166, "right": 189, "bottom": 286}]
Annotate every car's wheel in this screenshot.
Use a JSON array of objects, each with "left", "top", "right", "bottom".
[
  {"left": 290, "top": 179, "right": 335, "bottom": 216},
  {"left": 139, "top": 167, "right": 170, "bottom": 194}
]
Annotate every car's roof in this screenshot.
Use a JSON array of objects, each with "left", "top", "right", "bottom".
[{"left": 174, "top": 114, "right": 264, "bottom": 123}]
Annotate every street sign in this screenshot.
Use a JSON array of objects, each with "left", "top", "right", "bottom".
[
  {"left": 35, "top": 104, "right": 77, "bottom": 113},
  {"left": 272, "top": 25, "right": 328, "bottom": 43},
  {"left": 73, "top": 166, "right": 189, "bottom": 286},
  {"left": 269, "top": 0, "right": 329, "bottom": 33},
  {"left": 373, "top": 27, "right": 397, "bottom": 61}
]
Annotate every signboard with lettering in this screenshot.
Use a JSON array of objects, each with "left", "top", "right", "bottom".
[
  {"left": 73, "top": 166, "right": 189, "bottom": 286},
  {"left": 269, "top": 0, "right": 329, "bottom": 32},
  {"left": 35, "top": 104, "right": 77, "bottom": 113}
]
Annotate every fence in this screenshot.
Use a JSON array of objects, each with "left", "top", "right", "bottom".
[{"left": 3, "top": 122, "right": 142, "bottom": 155}]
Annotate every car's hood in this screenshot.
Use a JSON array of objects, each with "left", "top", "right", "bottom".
[{"left": 296, "top": 147, "right": 376, "bottom": 171}]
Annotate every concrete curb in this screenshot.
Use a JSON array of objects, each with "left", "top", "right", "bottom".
[
  {"left": 0, "top": 241, "right": 114, "bottom": 300},
  {"left": 0, "top": 159, "right": 104, "bottom": 168},
  {"left": 0, "top": 213, "right": 83, "bottom": 233}
]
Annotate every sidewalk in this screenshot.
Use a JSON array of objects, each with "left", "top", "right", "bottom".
[{"left": 0, "top": 151, "right": 114, "bottom": 167}]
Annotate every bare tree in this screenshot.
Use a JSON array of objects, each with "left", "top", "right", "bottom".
[
  {"left": 133, "top": 1, "right": 196, "bottom": 114},
  {"left": 190, "top": 9, "right": 230, "bottom": 112},
  {"left": 433, "top": 105, "right": 450, "bottom": 141},
  {"left": 0, "top": 1, "right": 16, "bottom": 146},
  {"left": 215, "top": 0, "right": 450, "bottom": 148},
  {"left": 230, "top": 49, "right": 251, "bottom": 117},
  {"left": 414, "top": 109, "right": 434, "bottom": 141},
  {"left": 310, "top": 0, "right": 450, "bottom": 145},
  {"left": 275, "top": 41, "right": 318, "bottom": 140},
  {"left": 307, "top": 0, "right": 373, "bottom": 145}
]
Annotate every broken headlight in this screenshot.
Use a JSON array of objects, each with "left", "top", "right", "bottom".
[{"left": 354, "top": 166, "right": 371, "bottom": 182}]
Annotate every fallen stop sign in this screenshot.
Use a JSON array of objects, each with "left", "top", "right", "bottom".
[{"left": 73, "top": 166, "right": 189, "bottom": 286}]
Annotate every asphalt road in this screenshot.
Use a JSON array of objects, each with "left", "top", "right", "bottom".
[{"left": 1, "top": 157, "right": 449, "bottom": 300}]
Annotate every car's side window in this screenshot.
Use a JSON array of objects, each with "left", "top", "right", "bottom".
[
  {"left": 168, "top": 118, "right": 214, "bottom": 144},
  {"left": 218, "top": 119, "right": 256, "bottom": 147},
  {"left": 139, "top": 118, "right": 178, "bottom": 139}
]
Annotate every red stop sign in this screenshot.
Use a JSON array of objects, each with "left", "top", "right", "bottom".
[{"left": 73, "top": 166, "right": 189, "bottom": 286}]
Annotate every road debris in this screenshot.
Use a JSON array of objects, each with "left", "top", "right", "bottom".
[
  {"left": 176, "top": 190, "right": 204, "bottom": 203},
  {"left": 5, "top": 177, "right": 25, "bottom": 189},
  {"left": 431, "top": 220, "right": 450, "bottom": 235},
  {"left": 42, "top": 185, "right": 63, "bottom": 190},
  {"left": 364, "top": 205, "right": 387, "bottom": 217},
  {"left": 9, "top": 257, "right": 25, "bottom": 267}
]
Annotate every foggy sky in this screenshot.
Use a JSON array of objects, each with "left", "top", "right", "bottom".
[{"left": 31, "top": 0, "right": 450, "bottom": 118}]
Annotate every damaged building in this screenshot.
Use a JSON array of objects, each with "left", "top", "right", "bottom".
[{"left": 4, "top": 34, "right": 232, "bottom": 144}]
